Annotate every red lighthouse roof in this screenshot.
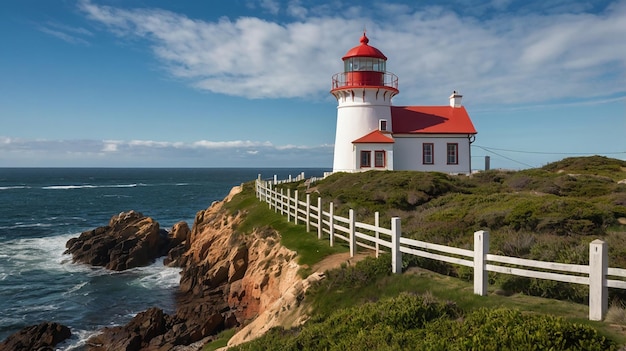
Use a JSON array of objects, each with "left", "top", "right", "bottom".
[{"left": 342, "top": 33, "right": 387, "bottom": 60}]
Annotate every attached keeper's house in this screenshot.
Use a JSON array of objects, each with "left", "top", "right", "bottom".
[{"left": 331, "top": 33, "right": 477, "bottom": 174}]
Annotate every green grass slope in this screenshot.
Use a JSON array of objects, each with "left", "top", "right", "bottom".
[{"left": 207, "top": 156, "right": 626, "bottom": 350}]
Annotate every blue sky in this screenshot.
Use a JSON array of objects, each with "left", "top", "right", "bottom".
[{"left": 0, "top": 0, "right": 624, "bottom": 169}]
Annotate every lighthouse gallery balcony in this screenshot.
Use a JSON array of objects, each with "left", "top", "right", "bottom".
[{"left": 331, "top": 71, "right": 398, "bottom": 91}]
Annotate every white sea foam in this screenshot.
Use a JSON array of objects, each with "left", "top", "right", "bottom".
[
  {"left": 60, "top": 328, "right": 101, "bottom": 351},
  {"left": 0, "top": 222, "right": 54, "bottom": 230},
  {"left": 0, "top": 186, "right": 30, "bottom": 190},
  {"left": 63, "top": 281, "right": 88, "bottom": 296},
  {"left": 41, "top": 183, "right": 142, "bottom": 190},
  {"left": 131, "top": 257, "right": 181, "bottom": 289},
  {"left": 0, "top": 233, "right": 92, "bottom": 275}
]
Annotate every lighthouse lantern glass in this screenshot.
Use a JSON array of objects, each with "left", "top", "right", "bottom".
[{"left": 344, "top": 58, "right": 386, "bottom": 72}]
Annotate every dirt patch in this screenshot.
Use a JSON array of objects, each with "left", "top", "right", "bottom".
[{"left": 312, "top": 251, "right": 374, "bottom": 273}]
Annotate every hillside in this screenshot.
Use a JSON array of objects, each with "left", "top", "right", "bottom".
[{"left": 202, "top": 156, "right": 626, "bottom": 350}]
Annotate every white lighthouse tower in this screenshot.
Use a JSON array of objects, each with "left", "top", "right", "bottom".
[{"left": 330, "top": 33, "right": 399, "bottom": 172}]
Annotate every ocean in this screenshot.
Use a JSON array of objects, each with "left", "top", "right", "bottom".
[{"left": 0, "top": 167, "right": 327, "bottom": 349}]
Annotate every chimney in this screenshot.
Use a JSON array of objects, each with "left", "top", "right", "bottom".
[{"left": 449, "top": 91, "right": 463, "bottom": 108}]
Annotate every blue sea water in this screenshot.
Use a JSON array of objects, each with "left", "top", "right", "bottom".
[{"left": 0, "top": 168, "right": 327, "bottom": 349}]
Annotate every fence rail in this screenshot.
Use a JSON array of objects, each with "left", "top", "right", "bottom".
[{"left": 255, "top": 174, "right": 625, "bottom": 321}]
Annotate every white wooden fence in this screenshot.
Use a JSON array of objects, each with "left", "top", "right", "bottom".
[{"left": 255, "top": 175, "right": 626, "bottom": 321}]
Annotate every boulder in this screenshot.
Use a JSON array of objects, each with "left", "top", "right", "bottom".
[
  {"left": 65, "top": 211, "right": 169, "bottom": 271},
  {"left": 87, "top": 307, "right": 169, "bottom": 351},
  {"left": 0, "top": 322, "right": 71, "bottom": 351}
]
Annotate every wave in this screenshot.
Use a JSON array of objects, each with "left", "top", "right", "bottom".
[
  {"left": 0, "top": 222, "right": 54, "bottom": 230},
  {"left": 0, "top": 186, "right": 30, "bottom": 190},
  {"left": 57, "top": 328, "right": 100, "bottom": 351},
  {"left": 130, "top": 257, "right": 181, "bottom": 290},
  {"left": 42, "top": 183, "right": 144, "bottom": 190}
]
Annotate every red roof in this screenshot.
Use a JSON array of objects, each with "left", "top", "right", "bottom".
[
  {"left": 391, "top": 106, "right": 477, "bottom": 134},
  {"left": 342, "top": 33, "right": 387, "bottom": 60},
  {"left": 353, "top": 130, "right": 395, "bottom": 144}
]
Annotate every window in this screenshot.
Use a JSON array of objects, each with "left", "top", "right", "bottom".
[
  {"left": 423, "top": 143, "right": 434, "bottom": 164},
  {"left": 379, "top": 119, "right": 387, "bottom": 131},
  {"left": 360, "top": 151, "right": 371, "bottom": 168},
  {"left": 374, "top": 151, "right": 385, "bottom": 168},
  {"left": 447, "top": 143, "right": 458, "bottom": 165}
]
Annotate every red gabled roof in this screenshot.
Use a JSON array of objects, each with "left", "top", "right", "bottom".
[
  {"left": 352, "top": 130, "right": 395, "bottom": 144},
  {"left": 391, "top": 106, "right": 477, "bottom": 134}
]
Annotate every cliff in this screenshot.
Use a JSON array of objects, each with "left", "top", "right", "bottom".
[{"left": 87, "top": 185, "right": 321, "bottom": 350}]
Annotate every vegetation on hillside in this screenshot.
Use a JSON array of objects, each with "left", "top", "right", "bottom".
[
  {"left": 228, "top": 256, "right": 620, "bottom": 351},
  {"left": 208, "top": 156, "right": 626, "bottom": 350},
  {"left": 279, "top": 156, "right": 626, "bottom": 301}
]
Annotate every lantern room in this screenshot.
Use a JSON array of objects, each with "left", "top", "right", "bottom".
[{"left": 331, "top": 33, "right": 398, "bottom": 91}]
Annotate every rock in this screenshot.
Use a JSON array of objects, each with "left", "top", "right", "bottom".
[
  {"left": 0, "top": 322, "right": 71, "bottom": 351},
  {"left": 65, "top": 210, "right": 169, "bottom": 271},
  {"left": 87, "top": 307, "right": 169, "bottom": 351}
]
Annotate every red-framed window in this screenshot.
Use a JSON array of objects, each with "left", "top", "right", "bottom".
[
  {"left": 447, "top": 143, "right": 458, "bottom": 165},
  {"left": 374, "top": 150, "right": 386, "bottom": 167},
  {"left": 360, "top": 151, "right": 371, "bottom": 168},
  {"left": 423, "top": 143, "right": 434, "bottom": 164},
  {"left": 379, "top": 120, "right": 387, "bottom": 131}
]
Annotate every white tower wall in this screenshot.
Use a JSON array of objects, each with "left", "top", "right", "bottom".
[{"left": 332, "top": 88, "right": 394, "bottom": 172}]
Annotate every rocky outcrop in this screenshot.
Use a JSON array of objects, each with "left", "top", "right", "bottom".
[
  {"left": 0, "top": 322, "right": 71, "bottom": 351},
  {"left": 86, "top": 186, "right": 308, "bottom": 350},
  {"left": 65, "top": 210, "right": 179, "bottom": 271}
]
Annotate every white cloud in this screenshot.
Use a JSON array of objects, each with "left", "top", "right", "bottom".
[
  {"left": 38, "top": 25, "right": 91, "bottom": 45},
  {"left": 78, "top": 0, "right": 626, "bottom": 105},
  {"left": 0, "top": 137, "right": 332, "bottom": 167}
]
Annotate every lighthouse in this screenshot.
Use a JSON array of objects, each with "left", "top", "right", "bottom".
[
  {"left": 330, "top": 33, "right": 478, "bottom": 174},
  {"left": 330, "top": 32, "right": 398, "bottom": 172}
]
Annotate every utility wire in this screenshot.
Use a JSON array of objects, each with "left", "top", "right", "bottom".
[
  {"left": 474, "top": 145, "right": 536, "bottom": 168},
  {"left": 473, "top": 145, "right": 626, "bottom": 156}
]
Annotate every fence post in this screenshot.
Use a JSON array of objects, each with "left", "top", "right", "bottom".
[
  {"left": 305, "top": 194, "right": 310, "bottom": 232},
  {"left": 317, "top": 197, "right": 322, "bottom": 239},
  {"left": 294, "top": 190, "right": 299, "bottom": 225},
  {"left": 349, "top": 209, "right": 356, "bottom": 257},
  {"left": 391, "top": 217, "right": 402, "bottom": 274},
  {"left": 329, "top": 202, "right": 334, "bottom": 247},
  {"left": 589, "top": 239, "right": 608, "bottom": 321},
  {"left": 474, "top": 230, "right": 489, "bottom": 296},
  {"left": 273, "top": 174, "right": 277, "bottom": 185},
  {"left": 287, "top": 189, "right": 291, "bottom": 222},
  {"left": 375, "top": 212, "right": 380, "bottom": 258}
]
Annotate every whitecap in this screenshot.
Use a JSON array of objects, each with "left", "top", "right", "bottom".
[
  {"left": 129, "top": 258, "right": 181, "bottom": 290},
  {"left": 0, "top": 186, "right": 30, "bottom": 190},
  {"left": 59, "top": 328, "right": 101, "bottom": 351},
  {"left": 63, "top": 281, "right": 88, "bottom": 296},
  {"left": 42, "top": 185, "right": 97, "bottom": 190}
]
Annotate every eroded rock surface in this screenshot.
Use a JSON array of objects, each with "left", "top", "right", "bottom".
[
  {"left": 65, "top": 210, "right": 174, "bottom": 271},
  {"left": 0, "top": 322, "right": 71, "bottom": 351}
]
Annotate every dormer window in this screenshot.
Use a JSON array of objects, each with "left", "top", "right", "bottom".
[{"left": 379, "top": 119, "right": 387, "bottom": 131}]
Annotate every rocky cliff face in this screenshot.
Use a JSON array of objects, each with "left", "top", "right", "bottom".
[{"left": 87, "top": 186, "right": 308, "bottom": 350}]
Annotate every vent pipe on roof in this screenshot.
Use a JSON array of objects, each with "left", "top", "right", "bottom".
[{"left": 449, "top": 91, "right": 463, "bottom": 108}]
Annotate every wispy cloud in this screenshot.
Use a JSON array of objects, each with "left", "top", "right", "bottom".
[
  {"left": 0, "top": 137, "right": 332, "bottom": 167},
  {"left": 77, "top": 0, "right": 626, "bottom": 106},
  {"left": 37, "top": 22, "right": 93, "bottom": 45}
]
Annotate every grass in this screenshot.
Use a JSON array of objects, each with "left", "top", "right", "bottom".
[
  {"left": 223, "top": 181, "right": 347, "bottom": 267},
  {"left": 206, "top": 156, "right": 626, "bottom": 349},
  {"left": 202, "top": 328, "right": 237, "bottom": 351}
]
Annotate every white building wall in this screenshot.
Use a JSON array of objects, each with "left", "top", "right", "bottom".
[
  {"left": 393, "top": 134, "right": 472, "bottom": 174},
  {"left": 353, "top": 143, "right": 394, "bottom": 171},
  {"left": 332, "top": 88, "right": 394, "bottom": 172}
]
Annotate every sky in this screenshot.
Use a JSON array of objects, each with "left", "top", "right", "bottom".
[{"left": 0, "top": 0, "right": 624, "bottom": 169}]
